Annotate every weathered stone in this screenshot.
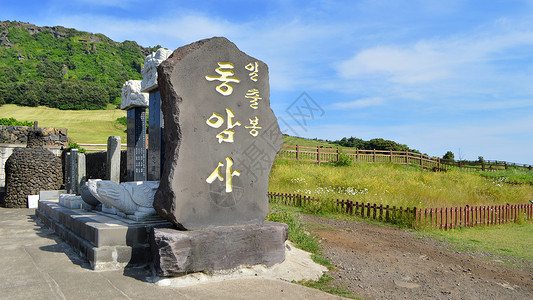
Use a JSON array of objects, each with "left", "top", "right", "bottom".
[
  {"left": 3, "top": 126, "right": 62, "bottom": 208},
  {"left": 106, "top": 136, "right": 121, "bottom": 183},
  {"left": 0, "top": 125, "right": 68, "bottom": 147},
  {"left": 120, "top": 80, "right": 149, "bottom": 110},
  {"left": 87, "top": 179, "right": 158, "bottom": 217},
  {"left": 80, "top": 184, "right": 99, "bottom": 206},
  {"left": 151, "top": 221, "right": 288, "bottom": 276},
  {"left": 141, "top": 48, "right": 173, "bottom": 92},
  {"left": 154, "top": 37, "right": 283, "bottom": 230}
]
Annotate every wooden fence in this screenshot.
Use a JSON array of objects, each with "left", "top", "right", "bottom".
[
  {"left": 268, "top": 192, "right": 533, "bottom": 229},
  {"left": 277, "top": 145, "right": 533, "bottom": 172}
]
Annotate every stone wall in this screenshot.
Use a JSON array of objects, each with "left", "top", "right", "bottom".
[{"left": 0, "top": 125, "right": 69, "bottom": 146}]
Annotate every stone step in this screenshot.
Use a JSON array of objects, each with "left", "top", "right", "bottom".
[{"left": 37, "top": 199, "right": 172, "bottom": 270}]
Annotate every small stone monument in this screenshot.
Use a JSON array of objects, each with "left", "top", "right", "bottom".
[
  {"left": 4, "top": 123, "right": 62, "bottom": 208},
  {"left": 151, "top": 37, "right": 286, "bottom": 276},
  {"left": 121, "top": 80, "right": 149, "bottom": 181}
]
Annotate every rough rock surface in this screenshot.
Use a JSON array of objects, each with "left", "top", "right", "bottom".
[
  {"left": 4, "top": 128, "right": 62, "bottom": 208},
  {"left": 151, "top": 221, "right": 288, "bottom": 276},
  {"left": 154, "top": 37, "right": 283, "bottom": 230}
]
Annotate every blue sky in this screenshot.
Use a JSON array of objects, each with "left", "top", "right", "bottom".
[{"left": 3, "top": 0, "right": 533, "bottom": 164}]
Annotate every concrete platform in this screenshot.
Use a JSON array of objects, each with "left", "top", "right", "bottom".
[
  {"left": 0, "top": 207, "right": 344, "bottom": 299},
  {"left": 36, "top": 199, "right": 172, "bottom": 270}
]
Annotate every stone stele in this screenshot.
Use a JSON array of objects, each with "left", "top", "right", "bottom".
[
  {"left": 154, "top": 37, "right": 283, "bottom": 230},
  {"left": 120, "top": 80, "right": 149, "bottom": 110}
]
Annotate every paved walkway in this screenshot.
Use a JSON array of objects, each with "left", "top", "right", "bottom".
[{"left": 0, "top": 208, "right": 343, "bottom": 299}]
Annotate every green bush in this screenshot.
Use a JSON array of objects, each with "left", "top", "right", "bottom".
[
  {"left": 0, "top": 117, "right": 33, "bottom": 126},
  {"left": 335, "top": 153, "right": 353, "bottom": 167},
  {"left": 66, "top": 141, "right": 86, "bottom": 153}
]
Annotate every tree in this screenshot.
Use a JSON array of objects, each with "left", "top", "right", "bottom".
[{"left": 443, "top": 151, "right": 455, "bottom": 161}]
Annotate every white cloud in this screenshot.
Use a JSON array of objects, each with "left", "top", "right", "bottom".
[
  {"left": 333, "top": 97, "right": 384, "bottom": 109},
  {"left": 337, "top": 27, "right": 533, "bottom": 84}
]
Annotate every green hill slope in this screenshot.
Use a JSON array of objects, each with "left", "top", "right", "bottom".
[{"left": 0, "top": 21, "right": 158, "bottom": 109}]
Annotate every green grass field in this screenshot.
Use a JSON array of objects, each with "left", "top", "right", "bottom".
[
  {"left": 269, "top": 159, "right": 533, "bottom": 208},
  {"left": 422, "top": 221, "right": 533, "bottom": 262},
  {"left": 0, "top": 104, "right": 126, "bottom": 144}
]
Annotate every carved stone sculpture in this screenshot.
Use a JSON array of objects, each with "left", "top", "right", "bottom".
[
  {"left": 141, "top": 48, "right": 173, "bottom": 92},
  {"left": 120, "top": 80, "right": 149, "bottom": 110},
  {"left": 87, "top": 179, "right": 159, "bottom": 217}
]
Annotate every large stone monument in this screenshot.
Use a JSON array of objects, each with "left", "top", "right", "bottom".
[
  {"left": 154, "top": 37, "right": 284, "bottom": 229},
  {"left": 151, "top": 37, "right": 286, "bottom": 276}
]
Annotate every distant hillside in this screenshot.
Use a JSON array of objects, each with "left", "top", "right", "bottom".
[{"left": 0, "top": 21, "right": 160, "bottom": 110}]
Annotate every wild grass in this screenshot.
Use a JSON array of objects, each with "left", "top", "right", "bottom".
[
  {"left": 269, "top": 159, "right": 533, "bottom": 209},
  {"left": 421, "top": 221, "right": 533, "bottom": 262},
  {"left": 0, "top": 104, "right": 127, "bottom": 143},
  {"left": 480, "top": 168, "right": 533, "bottom": 185},
  {"left": 266, "top": 203, "right": 357, "bottom": 298}
]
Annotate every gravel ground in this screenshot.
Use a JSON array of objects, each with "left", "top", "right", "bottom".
[{"left": 304, "top": 215, "right": 533, "bottom": 300}]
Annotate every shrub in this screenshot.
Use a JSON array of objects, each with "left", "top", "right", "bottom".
[
  {"left": 66, "top": 141, "right": 87, "bottom": 153},
  {"left": 0, "top": 117, "right": 34, "bottom": 126},
  {"left": 335, "top": 153, "right": 354, "bottom": 167}
]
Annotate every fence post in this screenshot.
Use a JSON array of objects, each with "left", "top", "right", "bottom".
[
  {"left": 482, "top": 160, "right": 485, "bottom": 171},
  {"left": 356, "top": 148, "right": 359, "bottom": 162},
  {"left": 317, "top": 146, "right": 321, "bottom": 165},
  {"left": 373, "top": 149, "right": 376, "bottom": 163},
  {"left": 336, "top": 147, "right": 340, "bottom": 162},
  {"left": 296, "top": 145, "right": 300, "bottom": 162},
  {"left": 414, "top": 207, "right": 419, "bottom": 228},
  {"left": 405, "top": 150, "right": 409, "bottom": 166},
  {"left": 438, "top": 158, "right": 441, "bottom": 170},
  {"left": 504, "top": 162, "right": 508, "bottom": 170},
  {"left": 420, "top": 153, "right": 423, "bottom": 168},
  {"left": 390, "top": 150, "right": 393, "bottom": 163}
]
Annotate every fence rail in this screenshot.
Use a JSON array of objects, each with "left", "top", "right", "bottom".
[
  {"left": 268, "top": 192, "right": 533, "bottom": 229},
  {"left": 78, "top": 143, "right": 127, "bottom": 152},
  {"left": 277, "top": 145, "right": 533, "bottom": 172}
]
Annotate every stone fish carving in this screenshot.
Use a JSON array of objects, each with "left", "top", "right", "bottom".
[
  {"left": 120, "top": 80, "right": 149, "bottom": 110},
  {"left": 87, "top": 179, "right": 159, "bottom": 217},
  {"left": 141, "top": 48, "right": 173, "bottom": 92}
]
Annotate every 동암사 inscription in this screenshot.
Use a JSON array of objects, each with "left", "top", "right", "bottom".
[{"left": 153, "top": 37, "right": 283, "bottom": 230}]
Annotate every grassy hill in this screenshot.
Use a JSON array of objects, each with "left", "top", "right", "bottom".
[
  {"left": 0, "top": 104, "right": 126, "bottom": 143},
  {"left": 0, "top": 21, "right": 158, "bottom": 109}
]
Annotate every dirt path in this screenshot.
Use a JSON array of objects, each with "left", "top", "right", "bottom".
[{"left": 303, "top": 215, "right": 533, "bottom": 300}]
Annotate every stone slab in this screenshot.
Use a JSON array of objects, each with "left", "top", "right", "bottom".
[
  {"left": 106, "top": 136, "right": 121, "bottom": 183},
  {"left": 39, "top": 190, "right": 67, "bottom": 201},
  {"left": 58, "top": 194, "right": 91, "bottom": 209},
  {"left": 150, "top": 221, "right": 288, "bottom": 276},
  {"left": 154, "top": 37, "right": 283, "bottom": 230},
  {"left": 126, "top": 107, "right": 147, "bottom": 181},
  {"left": 36, "top": 200, "right": 172, "bottom": 270},
  {"left": 27, "top": 195, "right": 39, "bottom": 208}
]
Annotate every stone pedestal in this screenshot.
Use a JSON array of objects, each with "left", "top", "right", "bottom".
[
  {"left": 150, "top": 222, "right": 288, "bottom": 276},
  {"left": 37, "top": 199, "right": 172, "bottom": 270}
]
